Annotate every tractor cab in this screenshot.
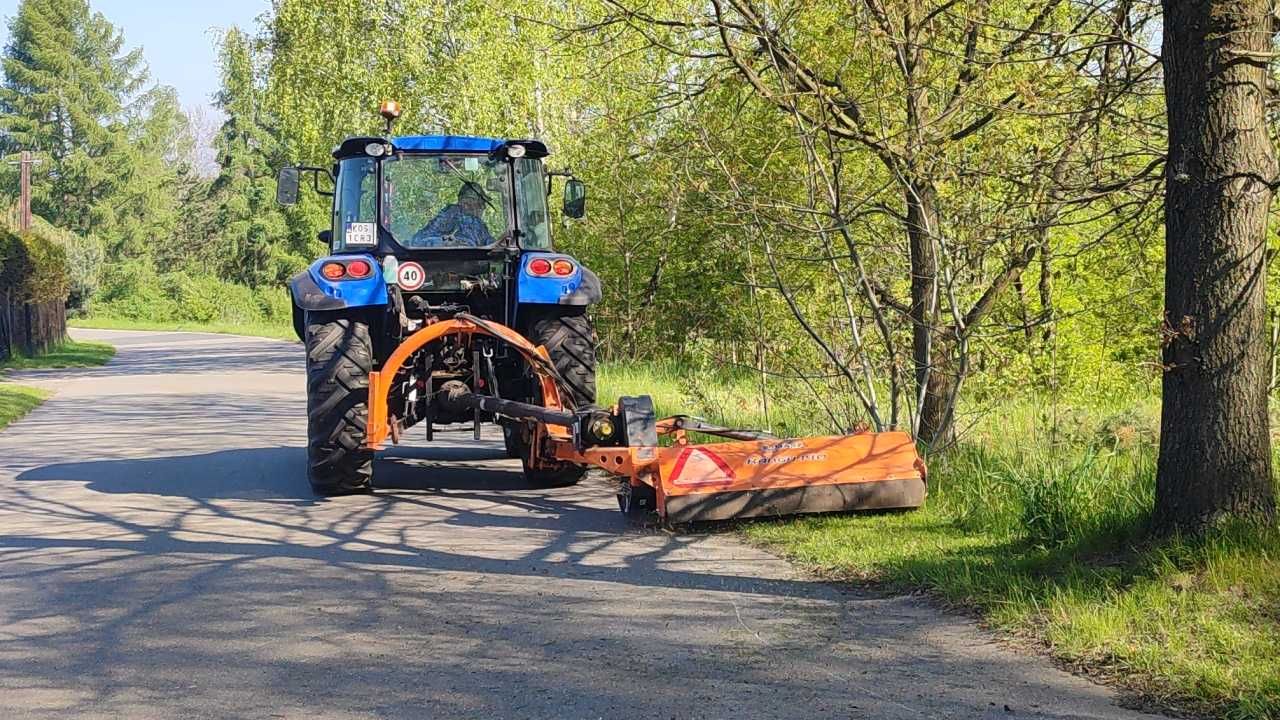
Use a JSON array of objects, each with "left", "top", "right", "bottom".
[
  {"left": 322, "top": 135, "right": 572, "bottom": 256},
  {"left": 277, "top": 119, "right": 596, "bottom": 343},
  {"left": 276, "top": 103, "right": 604, "bottom": 493}
]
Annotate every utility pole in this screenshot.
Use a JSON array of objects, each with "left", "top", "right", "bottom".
[
  {"left": 8, "top": 151, "right": 40, "bottom": 231},
  {"left": 19, "top": 151, "right": 31, "bottom": 231}
]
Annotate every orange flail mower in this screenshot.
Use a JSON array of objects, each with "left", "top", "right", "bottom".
[{"left": 362, "top": 315, "right": 926, "bottom": 524}]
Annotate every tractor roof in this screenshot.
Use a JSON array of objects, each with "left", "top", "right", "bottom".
[
  {"left": 332, "top": 135, "right": 549, "bottom": 159},
  {"left": 394, "top": 135, "right": 503, "bottom": 153}
]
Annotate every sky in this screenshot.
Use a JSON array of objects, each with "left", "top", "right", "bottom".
[{"left": 0, "top": 0, "right": 271, "bottom": 113}]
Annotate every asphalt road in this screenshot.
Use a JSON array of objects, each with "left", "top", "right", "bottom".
[{"left": 0, "top": 329, "right": 1165, "bottom": 720}]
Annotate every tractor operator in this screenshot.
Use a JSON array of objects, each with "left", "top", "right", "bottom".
[{"left": 410, "top": 184, "right": 494, "bottom": 247}]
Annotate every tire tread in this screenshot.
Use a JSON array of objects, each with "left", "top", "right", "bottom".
[{"left": 305, "top": 313, "right": 374, "bottom": 494}]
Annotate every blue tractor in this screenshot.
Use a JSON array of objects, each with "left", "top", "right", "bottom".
[
  {"left": 275, "top": 103, "right": 928, "bottom": 524},
  {"left": 276, "top": 103, "right": 600, "bottom": 495}
]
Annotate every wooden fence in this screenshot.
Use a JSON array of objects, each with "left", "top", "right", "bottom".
[{"left": 0, "top": 294, "right": 65, "bottom": 361}]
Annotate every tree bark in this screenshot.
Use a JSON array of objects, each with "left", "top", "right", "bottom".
[
  {"left": 905, "top": 178, "right": 954, "bottom": 446},
  {"left": 919, "top": 341, "right": 957, "bottom": 447},
  {"left": 1156, "top": 0, "right": 1277, "bottom": 532}
]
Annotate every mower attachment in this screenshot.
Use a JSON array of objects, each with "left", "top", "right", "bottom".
[
  {"left": 567, "top": 399, "right": 927, "bottom": 523},
  {"left": 645, "top": 432, "right": 926, "bottom": 523},
  {"left": 360, "top": 316, "right": 924, "bottom": 524}
]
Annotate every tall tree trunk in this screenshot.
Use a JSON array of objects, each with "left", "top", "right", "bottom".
[
  {"left": 905, "top": 178, "right": 953, "bottom": 446},
  {"left": 1156, "top": 0, "right": 1277, "bottom": 532},
  {"left": 920, "top": 341, "right": 957, "bottom": 446}
]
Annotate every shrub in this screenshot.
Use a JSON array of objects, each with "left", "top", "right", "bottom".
[
  {"left": 95, "top": 260, "right": 179, "bottom": 321},
  {"left": 89, "top": 260, "right": 295, "bottom": 329},
  {"left": 255, "top": 286, "right": 293, "bottom": 324},
  {"left": 0, "top": 225, "right": 69, "bottom": 304},
  {"left": 160, "top": 273, "right": 262, "bottom": 325}
]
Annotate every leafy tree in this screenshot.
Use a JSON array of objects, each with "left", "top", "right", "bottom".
[
  {"left": 112, "top": 85, "right": 189, "bottom": 258},
  {"left": 590, "top": 0, "right": 1165, "bottom": 442},
  {"left": 0, "top": 0, "right": 151, "bottom": 250},
  {"left": 208, "top": 27, "right": 292, "bottom": 287}
]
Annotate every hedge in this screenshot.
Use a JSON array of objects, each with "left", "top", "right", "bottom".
[{"left": 0, "top": 224, "right": 71, "bottom": 358}]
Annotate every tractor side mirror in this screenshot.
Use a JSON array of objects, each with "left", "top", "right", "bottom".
[
  {"left": 563, "top": 179, "right": 587, "bottom": 219},
  {"left": 317, "top": 229, "right": 332, "bottom": 246},
  {"left": 276, "top": 167, "right": 300, "bottom": 206}
]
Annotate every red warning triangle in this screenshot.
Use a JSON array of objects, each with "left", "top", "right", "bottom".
[{"left": 669, "top": 447, "right": 736, "bottom": 487}]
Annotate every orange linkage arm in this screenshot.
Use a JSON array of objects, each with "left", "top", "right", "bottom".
[{"left": 364, "top": 318, "right": 565, "bottom": 449}]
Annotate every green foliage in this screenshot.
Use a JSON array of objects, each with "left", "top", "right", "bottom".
[
  {"left": 94, "top": 259, "right": 180, "bottom": 321},
  {"left": 0, "top": 0, "right": 1179, "bottom": 406},
  {"left": 92, "top": 256, "right": 289, "bottom": 328},
  {"left": 0, "top": 0, "right": 182, "bottom": 259},
  {"left": 0, "top": 212, "right": 102, "bottom": 311},
  {"left": 207, "top": 28, "right": 298, "bottom": 287},
  {"left": 0, "top": 223, "right": 68, "bottom": 303}
]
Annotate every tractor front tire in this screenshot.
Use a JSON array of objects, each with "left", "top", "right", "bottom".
[{"left": 305, "top": 310, "right": 374, "bottom": 495}]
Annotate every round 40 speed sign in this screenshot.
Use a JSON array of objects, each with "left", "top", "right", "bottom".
[{"left": 396, "top": 261, "right": 426, "bottom": 291}]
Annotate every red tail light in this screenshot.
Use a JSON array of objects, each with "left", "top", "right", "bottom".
[
  {"left": 346, "top": 259, "right": 372, "bottom": 278},
  {"left": 528, "top": 258, "right": 553, "bottom": 276},
  {"left": 552, "top": 259, "right": 575, "bottom": 276},
  {"left": 320, "top": 262, "right": 345, "bottom": 280}
]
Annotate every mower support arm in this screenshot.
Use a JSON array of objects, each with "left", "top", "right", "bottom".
[{"left": 658, "top": 416, "right": 775, "bottom": 442}]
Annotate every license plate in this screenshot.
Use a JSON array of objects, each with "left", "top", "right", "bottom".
[{"left": 345, "top": 222, "right": 376, "bottom": 247}]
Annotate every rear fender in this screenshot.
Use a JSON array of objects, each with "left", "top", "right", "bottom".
[
  {"left": 516, "top": 252, "right": 600, "bottom": 307},
  {"left": 289, "top": 255, "right": 389, "bottom": 312}
]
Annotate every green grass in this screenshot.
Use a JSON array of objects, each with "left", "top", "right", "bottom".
[
  {"left": 0, "top": 338, "right": 116, "bottom": 432},
  {"left": 70, "top": 316, "right": 297, "bottom": 341},
  {"left": 0, "top": 339, "right": 116, "bottom": 372},
  {"left": 602, "top": 365, "right": 1279, "bottom": 719},
  {"left": 599, "top": 359, "right": 821, "bottom": 435},
  {"left": 0, "top": 383, "right": 49, "bottom": 431}
]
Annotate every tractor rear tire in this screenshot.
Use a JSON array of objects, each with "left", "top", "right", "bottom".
[
  {"left": 505, "top": 420, "right": 588, "bottom": 488},
  {"left": 528, "top": 311, "right": 597, "bottom": 409},
  {"left": 305, "top": 311, "right": 374, "bottom": 495},
  {"left": 518, "top": 310, "right": 598, "bottom": 488}
]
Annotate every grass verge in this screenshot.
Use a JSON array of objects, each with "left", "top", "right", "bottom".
[
  {"left": 0, "top": 383, "right": 49, "bottom": 431},
  {"left": 1, "top": 338, "right": 116, "bottom": 432},
  {"left": 602, "top": 365, "right": 1277, "bottom": 718},
  {"left": 70, "top": 316, "right": 297, "bottom": 342},
  {"left": 744, "top": 500, "right": 1278, "bottom": 718},
  {"left": 0, "top": 339, "right": 116, "bottom": 372}
]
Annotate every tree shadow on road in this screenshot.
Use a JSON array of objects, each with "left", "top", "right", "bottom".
[
  {"left": 16, "top": 443, "right": 566, "bottom": 499},
  {"left": 0, "top": 444, "right": 1153, "bottom": 719},
  {"left": 6, "top": 444, "right": 834, "bottom": 601}
]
